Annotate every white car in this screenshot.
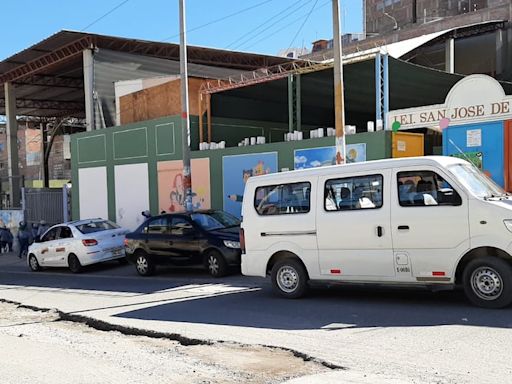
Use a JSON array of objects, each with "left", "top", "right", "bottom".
[{"left": 27, "top": 219, "right": 129, "bottom": 273}]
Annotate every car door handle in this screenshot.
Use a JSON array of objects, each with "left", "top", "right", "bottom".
[
  {"left": 397, "top": 225, "right": 409, "bottom": 230},
  {"left": 376, "top": 226, "right": 383, "bottom": 237}
]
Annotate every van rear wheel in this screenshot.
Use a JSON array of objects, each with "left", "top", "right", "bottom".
[
  {"left": 271, "top": 258, "right": 308, "bottom": 299},
  {"left": 463, "top": 257, "right": 512, "bottom": 309}
]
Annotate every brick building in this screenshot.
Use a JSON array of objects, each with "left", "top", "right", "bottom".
[
  {"left": 305, "top": 0, "right": 512, "bottom": 81},
  {"left": 365, "top": 0, "right": 490, "bottom": 35}
]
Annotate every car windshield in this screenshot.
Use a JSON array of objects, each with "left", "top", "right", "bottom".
[
  {"left": 190, "top": 211, "right": 240, "bottom": 231},
  {"left": 75, "top": 220, "right": 120, "bottom": 234},
  {"left": 449, "top": 164, "right": 506, "bottom": 198}
]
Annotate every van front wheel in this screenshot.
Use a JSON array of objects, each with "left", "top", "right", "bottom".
[
  {"left": 463, "top": 257, "right": 512, "bottom": 309},
  {"left": 271, "top": 258, "right": 308, "bottom": 299}
]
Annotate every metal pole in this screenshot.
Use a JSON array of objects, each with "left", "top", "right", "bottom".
[
  {"left": 332, "top": 0, "right": 346, "bottom": 164},
  {"left": 179, "top": 0, "right": 193, "bottom": 212}
]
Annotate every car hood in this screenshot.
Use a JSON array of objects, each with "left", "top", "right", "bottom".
[{"left": 207, "top": 226, "right": 240, "bottom": 240}]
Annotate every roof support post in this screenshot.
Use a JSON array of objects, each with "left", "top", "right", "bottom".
[
  {"left": 383, "top": 53, "right": 389, "bottom": 130},
  {"left": 40, "top": 123, "right": 49, "bottom": 188},
  {"left": 288, "top": 74, "right": 294, "bottom": 133},
  {"left": 496, "top": 28, "right": 504, "bottom": 78},
  {"left": 4, "top": 82, "right": 21, "bottom": 208},
  {"left": 206, "top": 94, "right": 212, "bottom": 143},
  {"left": 83, "top": 49, "right": 95, "bottom": 131},
  {"left": 445, "top": 37, "right": 455, "bottom": 74},
  {"left": 375, "top": 53, "right": 389, "bottom": 130},
  {"left": 296, "top": 74, "right": 301, "bottom": 132},
  {"left": 375, "top": 53, "right": 382, "bottom": 127}
]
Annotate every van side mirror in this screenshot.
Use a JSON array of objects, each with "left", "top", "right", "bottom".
[{"left": 438, "top": 188, "right": 462, "bottom": 206}]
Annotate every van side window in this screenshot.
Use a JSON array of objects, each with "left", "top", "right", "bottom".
[
  {"left": 254, "top": 182, "right": 311, "bottom": 215},
  {"left": 324, "top": 174, "right": 383, "bottom": 211},
  {"left": 397, "top": 171, "right": 462, "bottom": 207}
]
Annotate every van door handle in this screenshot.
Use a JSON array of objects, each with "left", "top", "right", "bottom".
[
  {"left": 397, "top": 225, "right": 409, "bottom": 230},
  {"left": 376, "top": 226, "right": 383, "bottom": 237}
]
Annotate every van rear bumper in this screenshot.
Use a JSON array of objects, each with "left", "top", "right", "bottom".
[{"left": 241, "top": 252, "right": 267, "bottom": 277}]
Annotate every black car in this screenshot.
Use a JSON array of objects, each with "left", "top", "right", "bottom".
[{"left": 124, "top": 210, "right": 241, "bottom": 277}]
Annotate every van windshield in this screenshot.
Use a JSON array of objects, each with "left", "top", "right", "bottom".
[{"left": 449, "top": 164, "right": 506, "bottom": 198}]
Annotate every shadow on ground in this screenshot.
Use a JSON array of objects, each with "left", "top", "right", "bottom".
[{"left": 116, "top": 284, "right": 512, "bottom": 330}]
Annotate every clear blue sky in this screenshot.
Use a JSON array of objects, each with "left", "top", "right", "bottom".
[{"left": 0, "top": 0, "right": 363, "bottom": 60}]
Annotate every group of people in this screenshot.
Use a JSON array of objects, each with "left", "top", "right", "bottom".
[{"left": 2, "top": 220, "right": 51, "bottom": 259}]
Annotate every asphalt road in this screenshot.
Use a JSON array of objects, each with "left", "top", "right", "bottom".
[{"left": 1, "top": 253, "right": 512, "bottom": 383}]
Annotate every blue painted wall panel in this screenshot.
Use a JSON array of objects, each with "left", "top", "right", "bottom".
[{"left": 443, "top": 121, "right": 504, "bottom": 186}]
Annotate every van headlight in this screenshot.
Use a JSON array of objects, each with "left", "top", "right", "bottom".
[
  {"left": 504, "top": 220, "right": 512, "bottom": 233},
  {"left": 223, "top": 240, "right": 240, "bottom": 249}
]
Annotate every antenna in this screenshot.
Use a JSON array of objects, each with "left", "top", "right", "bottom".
[{"left": 448, "top": 138, "right": 480, "bottom": 171}]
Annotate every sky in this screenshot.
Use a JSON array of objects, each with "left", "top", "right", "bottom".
[{"left": 0, "top": 0, "right": 363, "bottom": 60}]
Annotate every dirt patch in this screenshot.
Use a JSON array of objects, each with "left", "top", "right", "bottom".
[{"left": 0, "top": 302, "right": 331, "bottom": 384}]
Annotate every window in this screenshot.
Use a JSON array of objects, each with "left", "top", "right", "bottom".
[
  {"left": 76, "top": 220, "right": 119, "bottom": 234},
  {"left": 58, "top": 226, "right": 73, "bottom": 239},
  {"left": 324, "top": 174, "right": 383, "bottom": 211},
  {"left": 255, "top": 182, "right": 311, "bottom": 215},
  {"left": 41, "top": 228, "right": 58, "bottom": 242},
  {"left": 145, "top": 217, "right": 169, "bottom": 234},
  {"left": 170, "top": 217, "right": 194, "bottom": 235},
  {"left": 397, "top": 171, "right": 462, "bottom": 207},
  {"left": 191, "top": 211, "right": 240, "bottom": 231}
]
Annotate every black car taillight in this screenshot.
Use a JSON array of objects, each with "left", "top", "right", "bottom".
[{"left": 240, "top": 227, "right": 246, "bottom": 254}]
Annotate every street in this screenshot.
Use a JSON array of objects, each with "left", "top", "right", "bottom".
[{"left": 1, "top": 253, "right": 512, "bottom": 383}]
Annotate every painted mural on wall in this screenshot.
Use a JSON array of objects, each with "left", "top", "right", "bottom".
[
  {"left": 0, "top": 210, "right": 24, "bottom": 233},
  {"left": 222, "top": 152, "right": 278, "bottom": 218},
  {"left": 25, "top": 128, "right": 42, "bottom": 166},
  {"left": 115, "top": 163, "right": 150, "bottom": 231},
  {"left": 294, "top": 144, "right": 366, "bottom": 169},
  {"left": 157, "top": 158, "right": 211, "bottom": 213}
]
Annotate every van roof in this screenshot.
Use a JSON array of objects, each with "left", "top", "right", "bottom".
[{"left": 246, "top": 156, "right": 468, "bottom": 183}]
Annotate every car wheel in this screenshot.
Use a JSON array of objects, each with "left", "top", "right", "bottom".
[
  {"left": 463, "top": 257, "right": 512, "bottom": 309},
  {"left": 28, "top": 254, "right": 40, "bottom": 272},
  {"left": 68, "top": 254, "right": 82, "bottom": 274},
  {"left": 135, "top": 251, "right": 154, "bottom": 276},
  {"left": 205, "top": 250, "right": 227, "bottom": 278},
  {"left": 271, "top": 258, "right": 308, "bottom": 299}
]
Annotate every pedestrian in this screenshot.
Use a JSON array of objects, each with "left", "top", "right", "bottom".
[
  {"left": 17, "top": 221, "right": 33, "bottom": 259},
  {"left": 0, "top": 226, "right": 6, "bottom": 253},
  {"left": 31, "top": 223, "right": 39, "bottom": 240},
  {"left": 36, "top": 220, "right": 49, "bottom": 241},
  {"left": 5, "top": 227, "right": 13, "bottom": 252}
]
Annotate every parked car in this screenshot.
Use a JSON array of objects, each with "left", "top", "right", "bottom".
[
  {"left": 124, "top": 210, "right": 241, "bottom": 277},
  {"left": 27, "top": 219, "right": 129, "bottom": 273},
  {"left": 241, "top": 156, "right": 512, "bottom": 309}
]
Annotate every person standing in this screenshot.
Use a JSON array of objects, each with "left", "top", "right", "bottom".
[
  {"left": 17, "top": 222, "right": 32, "bottom": 259},
  {"left": 31, "top": 223, "right": 39, "bottom": 240},
  {"left": 5, "top": 227, "right": 13, "bottom": 252},
  {"left": 0, "top": 227, "right": 7, "bottom": 253},
  {"left": 36, "top": 220, "right": 49, "bottom": 240}
]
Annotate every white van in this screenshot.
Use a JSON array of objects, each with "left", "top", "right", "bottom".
[{"left": 240, "top": 156, "right": 512, "bottom": 308}]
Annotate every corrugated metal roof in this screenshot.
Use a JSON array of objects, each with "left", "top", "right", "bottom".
[{"left": 0, "top": 30, "right": 296, "bottom": 119}]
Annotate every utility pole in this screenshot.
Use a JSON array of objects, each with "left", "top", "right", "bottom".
[
  {"left": 179, "top": 0, "right": 193, "bottom": 212},
  {"left": 332, "top": 0, "right": 346, "bottom": 165}
]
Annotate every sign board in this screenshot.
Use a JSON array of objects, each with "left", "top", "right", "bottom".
[{"left": 388, "top": 75, "right": 512, "bottom": 130}]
